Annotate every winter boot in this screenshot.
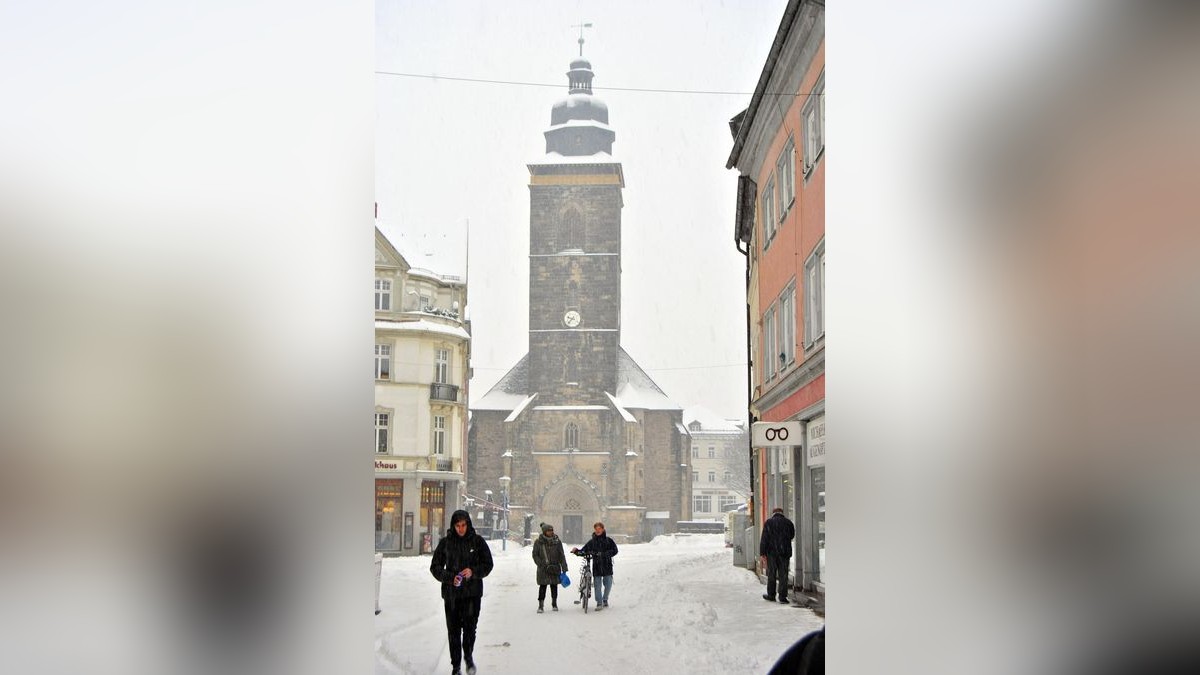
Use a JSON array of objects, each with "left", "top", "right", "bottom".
[
  {"left": 551, "top": 601, "right": 559, "bottom": 611},
  {"left": 465, "top": 660, "right": 477, "bottom": 675},
  {"left": 537, "top": 602, "right": 544, "bottom": 614}
]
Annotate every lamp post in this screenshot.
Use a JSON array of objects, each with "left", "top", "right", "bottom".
[
  {"left": 483, "top": 489, "right": 493, "bottom": 539},
  {"left": 498, "top": 475, "right": 511, "bottom": 551}
]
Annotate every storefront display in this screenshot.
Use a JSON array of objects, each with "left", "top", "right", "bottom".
[
  {"left": 375, "top": 479, "right": 403, "bottom": 551},
  {"left": 806, "top": 415, "right": 825, "bottom": 583}
]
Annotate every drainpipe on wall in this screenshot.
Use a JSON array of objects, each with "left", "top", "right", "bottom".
[{"left": 735, "top": 195, "right": 756, "bottom": 573}]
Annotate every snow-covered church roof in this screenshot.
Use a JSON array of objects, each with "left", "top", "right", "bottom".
[{"left": 472, "top": 347, "right": 681, "bottom": 412}]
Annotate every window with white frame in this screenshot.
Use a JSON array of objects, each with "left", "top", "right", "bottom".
[
  {"left": 777, "top": 137, "right": 796, "bottom": 214},
  {"left": 761, "top": 174, "right": 776, "bottom": 245},
  {"left": 434, "top": 348, "right": 450, "bottom": 384},
  {"left": 692, "top": 446, "right": 699, "bottom": 458},
  {"left": 764, "top": 308, "right": 777, "bottom": 380},
  {"left": 375, "top": 278, "right": 391, "bottom": 311},
  {"left": 804, "top": 240, "right": 826, "bottom": 347},
  {"left": 707, "top": 446, "right": 715, "bottom": 458},
  {"left": 779, "top": 284, "right": 796, "bottom": 367},
  {"left": 692, "top": 471, "right": 699, "bottom": 483},
  {"left": 376, "top": 412, "right": 389, "bottom": 453},
  {"left": 375, "top": 344, "right": 391, "bottom": 380},
  {"left": 432, "top": 415, "right": 446, "bottom": 455},
  {"left": 718, "top": 495, "right": 740, "bottom": 512},
  {"left": 723, "top": 471, "right": 732, "bottom": 484},
  {"left": 693, "top": 495, "right": 712, "bottom": 513},
  {"left": 708, "top": 471, "right": 716, "bottom": 483},
  {"left": 564, "top": 423, "right": 579, "bottom": 450},
  {"left": 802, "top": 73, "right": 825, "bottom": 176}
]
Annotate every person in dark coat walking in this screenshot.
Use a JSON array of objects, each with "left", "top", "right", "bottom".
[
  {"left": 531, "top": 522, "right": 568, "bottom": 613},
  {"left": 769, "top": 626, "right": 825, "bottom": 674},
  {"left": 429, "top": 510, "right": 494, "bottom": 675},
  {"left": 759, "top": 507, "right": 796, "bottom": 604},
  {"left": 571, "top": 521, "right": 619, "bottom": 609}
]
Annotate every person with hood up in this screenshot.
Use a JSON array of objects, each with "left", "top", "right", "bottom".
[
  {"left": 530, "top": 522, "right": 568, "bottom": 613},
  {"left": 571, "top": 521, "right": 619, "bottom": 610},
  {"left": 429, "top": 510, "right": 494, "bottom": 675}
]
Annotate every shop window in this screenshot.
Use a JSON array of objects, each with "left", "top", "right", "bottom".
[{"left": 375, "top": 479, "right": 403, "bottom": 551}]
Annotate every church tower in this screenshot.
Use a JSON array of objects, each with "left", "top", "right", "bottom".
[
  {"left": 527, "top": 57, "right": 624, "bottom": 406},
  {"left": 469, "top": 51, "right": 687, "bottom": 546}
]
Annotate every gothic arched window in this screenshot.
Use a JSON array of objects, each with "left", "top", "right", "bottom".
[
  {"left": 565, "top": 280, "right": 580, "bottom": 311},
  {"left": 562, "top": 209, "right": 583, "bottom": 250},
  {"left": 564, "top": 423, "right": 579, "bottom": 450}
]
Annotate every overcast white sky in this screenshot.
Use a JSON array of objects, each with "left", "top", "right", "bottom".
[{"left": 375, "top": 0, "right": 789, "bottom": 420}]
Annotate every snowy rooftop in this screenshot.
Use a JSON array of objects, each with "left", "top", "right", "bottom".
[
  {"left": 605, "top": 392, "right": 638, "bottom": 423},
  {"left": 543, "top": 119, "right": 614, "bottom": 133},
  {"left": 682, "top": 405, "right": 746, "bottom": 432},
  {"left": 613, "top": 348, "right": 682, "bottom": 411},
  {"left": 374, "top": 319, "right": 469, "bottom": 340},
  {"left": 473, "top": 354, "right": 529, "bottom": 410},
  {"left": 473, "top": 348, "right": 681, "bottom": 412},
  {"left": 504, "top": 394, "right": 538, "bottom": 423}
]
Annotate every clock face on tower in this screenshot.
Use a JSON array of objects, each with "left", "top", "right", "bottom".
[{"left": 563, "top": 310, "right": 581, "bottom": 328}]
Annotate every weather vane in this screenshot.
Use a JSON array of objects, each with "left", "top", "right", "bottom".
[{"left": 571, "top": 21, "right": 593, "bottom": 57}]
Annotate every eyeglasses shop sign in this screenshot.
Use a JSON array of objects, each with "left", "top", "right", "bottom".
[
  {"left": 752, "top": 421, "right": 803, "bottom": 447},
  {"left": 806, "top": 415, "right": 826, "bottom": 467}
]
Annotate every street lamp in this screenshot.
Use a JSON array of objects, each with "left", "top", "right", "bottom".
[
  {"left": 498, "top": 475, "right": 511, "bottom": 551},
  {"left": 483, "top": 489, "right": 493, "bottom": 539}
]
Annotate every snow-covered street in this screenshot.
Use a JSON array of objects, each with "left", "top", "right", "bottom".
[{"left": 375, "top": 534, "right": 822, "bottom": 674}]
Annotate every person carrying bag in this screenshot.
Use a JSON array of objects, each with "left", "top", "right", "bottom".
[{"left": 531, "top": 522, "right": 568, "bottom": 613}]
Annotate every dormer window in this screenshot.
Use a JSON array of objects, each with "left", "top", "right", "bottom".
[{"left": 375, "top": 278, "right": 392, "bottom": 311}]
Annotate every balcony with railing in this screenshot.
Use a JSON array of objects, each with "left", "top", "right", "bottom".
[{"left": 429, "top": 382, "right": 459, "bottom": 402}]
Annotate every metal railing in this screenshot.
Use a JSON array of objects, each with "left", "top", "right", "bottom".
[{"left": 429, "top": 383, "right": 459, "bottom": 402}]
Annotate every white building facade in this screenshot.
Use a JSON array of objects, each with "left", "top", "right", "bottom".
[
  {"left": 374, "top": 226, "right": 470, "bottom": 556},
  {"left": 682, "top": 406, "right": 750, "bottom": 521}
]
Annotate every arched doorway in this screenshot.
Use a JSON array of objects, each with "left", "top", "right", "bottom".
[{"left": 540, "top": 479, "right": 602, "bottom": 545}]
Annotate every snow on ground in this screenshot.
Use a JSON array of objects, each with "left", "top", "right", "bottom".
[{"left": 375, "top": 534, "right": 823, "bottom": 674}]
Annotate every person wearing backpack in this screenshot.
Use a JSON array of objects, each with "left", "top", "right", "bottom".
[{"left": 531, "top": 522, "right": 568, "bottom": 613}]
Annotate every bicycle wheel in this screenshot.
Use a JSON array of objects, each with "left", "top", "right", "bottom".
[{"left": 582, "top": 576, "right": 590, "bottom": 613}]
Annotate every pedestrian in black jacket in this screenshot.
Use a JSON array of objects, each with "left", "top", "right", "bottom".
[
  {"left": 759, "top": 507, "right": 796, "bottom": 604},
  {"left": 429, "top": 510, "right": 494, "bottom": 675},
  {"left": 571, "top": 522, "right": 619, "bottom": 609}
]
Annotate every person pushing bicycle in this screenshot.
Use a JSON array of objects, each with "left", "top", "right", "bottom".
[{"left": 570, "top": 522, "right": 619, "bottom": 610}]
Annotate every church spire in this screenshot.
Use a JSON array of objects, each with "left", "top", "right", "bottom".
[{"left": 571, "top": 21, "right": 592, "bottom": 57}]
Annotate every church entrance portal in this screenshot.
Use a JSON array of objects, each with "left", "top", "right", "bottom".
[{"left": 562, "top": 515, "right": 584, "bottom": 545}]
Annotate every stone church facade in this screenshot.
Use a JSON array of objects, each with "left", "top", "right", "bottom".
[{"left": 468, "top": 56, "right": 688, "bottom": 545}]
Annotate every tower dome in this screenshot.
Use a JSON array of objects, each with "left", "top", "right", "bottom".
[{"left": 543, "top": 57, "right": 615, "bottom": 157}]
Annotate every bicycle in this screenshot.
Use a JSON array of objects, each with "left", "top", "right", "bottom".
[{"left": 571, "top": 550, "right": 595, "bottom": 613}]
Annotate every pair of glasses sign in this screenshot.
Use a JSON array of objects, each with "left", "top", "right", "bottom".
[{"left": 751, "top": 421, "right": 804, "bottom": 447}]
